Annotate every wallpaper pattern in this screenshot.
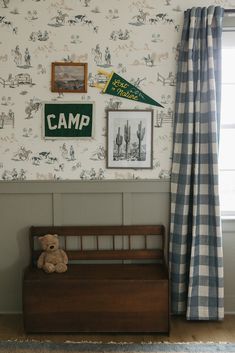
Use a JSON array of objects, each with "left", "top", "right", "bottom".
[{"left": 0, "top": 0, "right": 232, "bottom": 180}]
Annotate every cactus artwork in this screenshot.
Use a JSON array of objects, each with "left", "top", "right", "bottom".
[
  {"left": 137, "top": 120, "right": 145, "bottom": 161},
  {"left": 108, "top": 110, "right": 152, "bottom": 169},
  {"left": 115, "top": 127, "right": 123, "bottom": 158},
  {"left": 124, "top": 120, "right": 131, "bottom": 159}
]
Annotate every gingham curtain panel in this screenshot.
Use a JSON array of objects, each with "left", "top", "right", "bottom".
[{"left": 169, "top": 6, "right": 224, "bottom": 320}]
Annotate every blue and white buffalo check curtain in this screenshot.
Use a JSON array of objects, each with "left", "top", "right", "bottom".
[{"left": 169, "top": 6, "right": 224, "bottom": 320}]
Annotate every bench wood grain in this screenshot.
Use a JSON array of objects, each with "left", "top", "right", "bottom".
[{"left": 23, "top": 225, "right": 170, "bottom": 333}]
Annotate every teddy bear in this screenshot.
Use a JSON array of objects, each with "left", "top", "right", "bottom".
[{"left": 37, "top": 234, "right": 68, "bottom": 274}]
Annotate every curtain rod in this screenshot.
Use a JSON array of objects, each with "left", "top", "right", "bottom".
[{"left": 224, "top": 9, "right": 235, "bottom": 13}]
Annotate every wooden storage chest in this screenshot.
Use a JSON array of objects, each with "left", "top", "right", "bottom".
[{"left": 23, "top": 225, "right": 170, "bottom": 333}]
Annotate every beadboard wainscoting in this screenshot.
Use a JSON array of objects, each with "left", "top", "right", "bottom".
[{"left": 0, "top": 180, "right": 234, "bottom": 314}]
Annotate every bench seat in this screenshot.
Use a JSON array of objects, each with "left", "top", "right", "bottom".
[
  {"left": 24, "top": 263, "right": 168, "bottom": 280},
  {"left": 23, "top": 226, "right": 170, "bottom": 333}
]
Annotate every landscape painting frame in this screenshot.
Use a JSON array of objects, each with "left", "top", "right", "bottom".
[
  {"left": 107, "top": 109, "right": 153, "bottom": 169},
  {"left": 51, "top": 62, "right": 88, "bottom": 93}
]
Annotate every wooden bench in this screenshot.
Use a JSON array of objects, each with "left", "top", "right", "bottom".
[{"left": 23, "top": 225, "right": 170, "bottom": 333}]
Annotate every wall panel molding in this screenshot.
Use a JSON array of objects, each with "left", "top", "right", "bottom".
[
  {"left": 0, "top": 179, "right": 171, "bottom": 312},
  {"left": 0, "top": 180, "right": 170, "bottom": 194},
  {"left": 122, "top": 193, "right": 132, "bottom": 225},
  {"left": 52, "top": 193, "right": 63, "bottom": 226},
  {"left": 0, "top": 179, "right": 234, "bottom": 313}
]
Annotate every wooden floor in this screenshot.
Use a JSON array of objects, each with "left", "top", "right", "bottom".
[{"left": 0, "top": 314, "right": 235, "bottom": 343}]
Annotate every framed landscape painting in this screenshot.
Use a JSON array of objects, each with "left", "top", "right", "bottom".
[
  {"left": 107, "top": 110, "right": 153, "bottom": 169},
  {"left": 51, "top": 62, "right": 88, "bottom": 93}
]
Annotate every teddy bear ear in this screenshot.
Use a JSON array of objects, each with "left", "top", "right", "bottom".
[
  {"left": 53, "top": 234, "right": 58, "bottom": 238},
  {"left": 38, "top": 236, "right": 44, "bottom": 241}
]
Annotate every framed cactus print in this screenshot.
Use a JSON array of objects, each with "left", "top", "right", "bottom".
[{"left": 107, "top": 110, "right": 153, "bottom": 169}]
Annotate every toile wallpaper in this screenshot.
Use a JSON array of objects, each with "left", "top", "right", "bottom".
[{"left": 0, "top": 0, "right": 231, "bottom": 180}]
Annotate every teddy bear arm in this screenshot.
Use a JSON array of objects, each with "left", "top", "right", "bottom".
[
  {"left": 60, "top": 249, "right": 68, "bottom": 264},
  {"left": 37, "top": 252, "right": 46, "bottom": 269}
]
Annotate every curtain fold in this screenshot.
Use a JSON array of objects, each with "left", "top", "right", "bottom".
[{"left": 169, "top": 6, "right": 224, "bottom": 320}]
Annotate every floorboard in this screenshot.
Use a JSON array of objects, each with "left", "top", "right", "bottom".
[{"left": 0, "top": 315, "right": 235, "bottom": 343}]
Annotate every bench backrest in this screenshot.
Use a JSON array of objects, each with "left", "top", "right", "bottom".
[{"left": 30, "top": 225, "right": 165, "bottom": 266}]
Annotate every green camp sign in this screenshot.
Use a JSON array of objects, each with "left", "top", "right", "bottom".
[{"left": 43, "top": 102, "right": 94, "bottom": 139}]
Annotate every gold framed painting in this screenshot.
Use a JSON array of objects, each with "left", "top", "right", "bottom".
[{"left": 51, "top": 62, "right": 88, "bottom": 93}]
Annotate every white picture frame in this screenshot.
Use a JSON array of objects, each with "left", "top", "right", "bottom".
[{"left": 107, "top": 110, "right": 153, "bottom": 169}]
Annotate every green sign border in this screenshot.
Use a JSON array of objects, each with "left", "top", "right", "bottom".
[{"left": 42, "top": 101, "right": 95, "bottom": 140}]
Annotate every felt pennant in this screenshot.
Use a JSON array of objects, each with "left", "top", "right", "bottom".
[{"left": 96, "top": 70, "right": 163, "bottom": 108}]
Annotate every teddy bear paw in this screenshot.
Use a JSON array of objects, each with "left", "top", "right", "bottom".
[
  {"left": 55, "top": 263, "right": 67, "bottom": 273},
  {"left": 43, "top": 263, "right": 55, "bottom": 273}
]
